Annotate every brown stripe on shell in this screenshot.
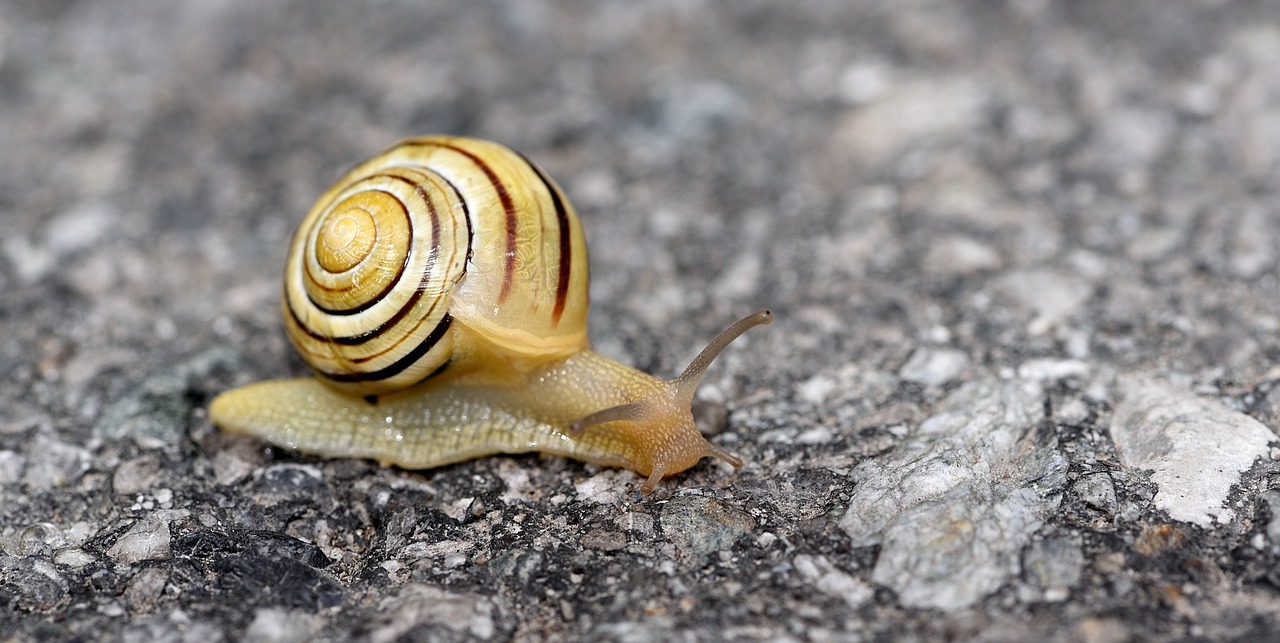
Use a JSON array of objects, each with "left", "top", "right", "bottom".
[
  {"left": 517, "top": 152, "right": 573, "bottom": 325},
  {"left": 429, "top": 141, "right": 519, "bottom": 304},
  {"left": 316, "top": 314, "right": 454, "bottom": 383}
]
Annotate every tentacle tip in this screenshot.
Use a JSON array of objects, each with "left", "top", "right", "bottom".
[
  {"left": 566, "top": 420, "right": 586, "bottom": 438},
  {"left": 755, "top": 309, "right": 774, "bottom": 326},
  {"left": 640, "top": 470, "right": 663, "bottom": 496}
]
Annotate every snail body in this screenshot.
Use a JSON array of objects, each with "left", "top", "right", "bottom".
[{"left": 209, "top": 136, "right": 770, "bottom": 494}]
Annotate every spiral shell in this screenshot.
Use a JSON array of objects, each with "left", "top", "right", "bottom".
[
  {"left": 213, "top": 135, "right": 772, "bottom": 494},
  {"left": 283, "top": 136, "right": 590, "bottom": 395}
]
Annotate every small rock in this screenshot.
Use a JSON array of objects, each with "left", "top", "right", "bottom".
[
  {"left": 487, "top": 549, "right": 544, "bottom": 585},
  {"left": 113, "top": 455, "right": 164, "bottom": 496},
  {"left": 902, "top": 157, "right": 1024, "bottom": 228},
  {"left": 1075, "top": 617, "right": 1132, "bottom": 643},
  {"left": 1110, "top": 376, "right": 1274, "bottom": 527},
  {"left": 574, "top": 472, "right": 627, "bottom": 504},
  {"left": 244, "top": 608, "right": 324, "bottom": 643},
  {"left": 1, "top": 523, "right": 65, "bottom": 557},
  {"left": 255, "top": 464, "right": 323, "bottom": 495},
  {"left": 923, "top": 235, "right": 1003, "bottom": 275},
  {"left": 1126, "top": 226, "right": 1185, "bottom": 262},
  {"left": 795, "top": 375, "right": 837, "bottom": 405},
  {"left": 1133, "top": 524, "right": 1186, "bottom": 557},
  {"left": 991, "top": 268, "right": 1092, "bottom": 334},
  {"left": 107, "top": 510, "right": 189, "bottom": 564},
  {"left": 1054, "top": 396, "right": 1092, "bottom": 425},
  {"left": 53, "top": 548, "right": 96, "bottom": 569},
  {"left": 793, "top": 554, "right": 874, "bottom": 609},
  {"left": 1261, "top": 491, "right": 1280, "bottom": 547},
  {"left": 872, "top": 484, "right": 1049, "bottom": 610},
  {"left": 64, "top": 521, "right": 96, "bottom": 547},
  {"left": 1090, "top": 107, "right": 1173, "bottom": 168},
  {"left": 1017, "top": 358, "right": 1089, "bottom": 382},
  {"left": 206, "top": 432, "right": 270, "bottom": 486},
  {"left": 660, "top": 496, "right": 755, "bottom": 565},
  {"left": 691, "top": 397, "right": 729, "bottom": 436},
  {"left": 121, "top": 614, "right": 223, "bottom": 643},
  {"left": 3, "top": 234, "right": 55, "bottom": 283},
  {"left": 581, "top": 530, "right": 627, "bottom": 551},
  {"left": 795, "top": 427, "right": 834, "bottom": 445},
  {"left": 651, "top": 81, "right": 745, "bottom": 141},
  {"left": 46, "top": 202, "right": 116, "bottom": 256},
  {"left": 0, "top": 450, "right": 25, "bottom": 484},
  {"left": 496, "top": 461, "right": 538, "bottom": 504},
  {"left": 899, "top": 347, "right": 969, "bottom": 387},
  {"left": 124, "top": 567, "right": 169, "bottom": 614},
  {"left": 840, "top": 379, "right": 1067, "bottom": 611},
  {"left": 833, "top": 79, "right": 988, "bottom": 168},
  {"left": 1227, "top": 205, "right": 1274, "bottom": 278},
  {"left": 588, "top": 618, "right": 675, "bottom": 643},
  {"left": 1073, "top": 474, "right": 1118, "bottom": 517},
  {"left": 398, "top": 539, "right": 474, "bottom": 562},
  {"left": 369, "top": 584, "right": 497, "bottom": 642},
  {"left": 439, "top": 497, "right": 481, "bottom": 522},
  {"left": 22, "top": 433, "right": 91, "bottom": 490},
  {"left": 838, "top": 61, "right": 892, "bottom": 105},
  {"left": 1023, "top": 533, "right": 1084, "bottom": 601}
]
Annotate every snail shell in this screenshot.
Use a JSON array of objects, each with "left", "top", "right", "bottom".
[{"left": 210, "top": 135, "right": 771, "bottom": 494}]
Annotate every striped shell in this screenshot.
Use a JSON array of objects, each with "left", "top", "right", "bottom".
[{"left": 283, "top": 136, "right": 590, "bottom": 395}]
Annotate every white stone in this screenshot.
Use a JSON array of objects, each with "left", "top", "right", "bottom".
[
  {"left": 1110, "top": 376, "right": 1275, "bottom": 527},
  {"left": 992, "top": 269, "right": 1091, "bottom": 334},
  {"left": 22, "top": 434, "right": 91, "bottom": 490},
  {"left": 794, "top": 554, "right": 873, "bottom": 609},
  {"left": 1229, "top": 205, "right": 1275, "bottom": 278},
  {"left": 105, "top": 510, "right": 189, "bottom": 564},
  {"left": 574, "top": 471, "right": 628, "bottom": 504},
  {"left": 1017, "top": 358, "right": 1089, "bottom": 381},
  {"left": 244, "top": 607, "right": 323, "bottom": 643},
  {"left": 3, "top": 235, "right": 55, "bottom": 283},
  {"left": 900, "top": 347, "right": 969, "bottom": 387},
  {"left": 398, "top": 539, "right": 474, "bottom": 562},
  {"left": 923, "top": 235, "right": 1003, "bottom": 275},
  {"left": 0, "top": 450, "right": 25, "bottom": 484},
  {"left": 834, "top": 78, "right": 989, "bottom": 168},
  {"left": 795, "top": 427, "right": 834, "bottom": 445},
  {"left": 369, "top": 584, "right": 496, "bottom": 642},
  {"left": 838, "top": 61, "right": 892, "bottom": 105},
  {"left": 46, "top": 203, "right": 115, "bottom": 255},
  {"left": 795, "top": 375, "right": 837, "bottom": 405},
  {"left": 839, "top": 379, "right": 1066, "bottom": 611},
  {"left": 53, "top": 548, "right": 96, "bottom": 569}
]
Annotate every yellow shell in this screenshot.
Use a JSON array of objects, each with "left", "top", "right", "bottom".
[{"left": 283, "top": 136, "right": 589, "bottom": 395}]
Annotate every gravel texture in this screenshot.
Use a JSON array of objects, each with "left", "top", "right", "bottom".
[{"left": 5, "top": 1, "right": 1280, "bottom": 640}]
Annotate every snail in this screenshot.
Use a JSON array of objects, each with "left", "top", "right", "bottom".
[{"left": 209, "top": 135, "right": 771, "bottom": 495}]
